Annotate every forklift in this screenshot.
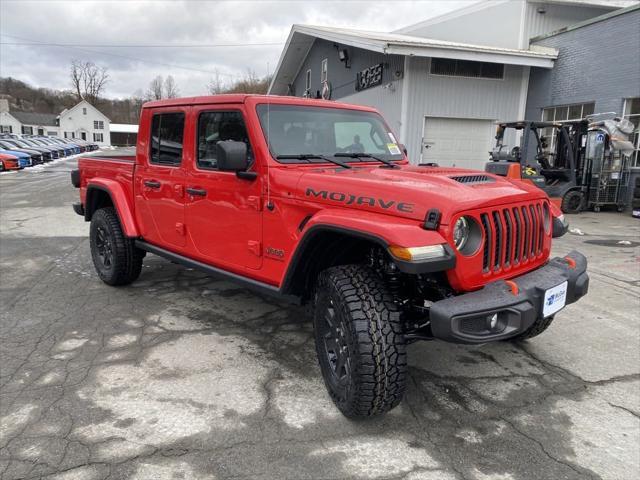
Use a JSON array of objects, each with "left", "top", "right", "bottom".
[{"left": 485, "top": 116, "right": 634, "bottom": 213}]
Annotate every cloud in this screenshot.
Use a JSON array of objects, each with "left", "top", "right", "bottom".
[{"left": 0, "top": 0, "right": 475, "bottom": 98}]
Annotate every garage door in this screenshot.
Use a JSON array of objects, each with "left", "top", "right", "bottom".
[{"left": 421, "top": 117, "right": 494, "bottom": 170}]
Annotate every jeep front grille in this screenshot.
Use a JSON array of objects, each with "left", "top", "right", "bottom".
[{"left": 479, "top": 201, "right": 547, "bottom": 273}]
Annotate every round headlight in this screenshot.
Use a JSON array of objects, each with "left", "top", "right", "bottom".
[{"left": 453, "top": 217, "right": 470, "bottom": 250}]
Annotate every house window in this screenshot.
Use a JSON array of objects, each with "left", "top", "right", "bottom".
[
  {"left": 623, "top": 97, "right": 640, "bottom": 167},
  {"left": 94, "top": 120, "right": 104, "bottom": 130},
  {"left": 72, "top": 132, "right": 76, "bottom": 138},
  {"left": 150, "top": 112, "right": 185, "bottom": 166},
  {"left": 321, "top": 59, "right": 328, "bottom": 83},
  {"left": 83, "top": 108, "right": 87, "bottom": 115},
  {"left": 93, "top": 133, "right": 104, "bottom": 142},
  {"left": 305, "top": 69, "right": 311, "bottom": 96},
  {"left": 47, "top": 131, "right": 57, "bottom": 136},
  {"left": 540, "top": 102, "right": 596, "bottom": 153},
  {"left": 0, "top": 125, "right": 12, "bottom": 133},
  {"left": 21, "top": 126, "right": 33, "bottom": 135},
  {"left": 430, "top": 58, "right": 504, "bottom": 79}
]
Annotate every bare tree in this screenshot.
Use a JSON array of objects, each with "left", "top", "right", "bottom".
[
  {"left": 206, "top": 69, "right": 226, "bottom": 94},
  {"left": 163, "top": 75, "right": 179, "bottom": 99},
  {"left": 146, "top": 76, "right": 164, "bottom": 101},
  {"left": 70, "top": 60, "right": 109, "bottom": 105}
]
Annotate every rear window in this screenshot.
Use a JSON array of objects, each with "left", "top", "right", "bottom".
[{"left": 150, "top": 112, "right": 185, "bottom": 166}]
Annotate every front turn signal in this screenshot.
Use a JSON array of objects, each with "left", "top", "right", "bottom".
[{"left": 388, "top": 244, "right": 447, "bottom": 262}]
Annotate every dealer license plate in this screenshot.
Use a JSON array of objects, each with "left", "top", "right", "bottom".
[{"left": 542, "top": 281, "right": 568, "bottom": 318}]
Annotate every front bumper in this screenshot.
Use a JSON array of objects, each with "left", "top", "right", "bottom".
[{"left": 430, "top": 250, "right": 588, "bottom": 344}]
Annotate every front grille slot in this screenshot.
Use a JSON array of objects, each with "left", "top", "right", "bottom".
[
  {"left": 477, "top": 201, "right": 547, "bottom": 275},
  {"left": 480, "top": 213, "right": 491, "bottom": 272}
]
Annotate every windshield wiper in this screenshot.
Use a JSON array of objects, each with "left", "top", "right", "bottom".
[
  {"left": 276, "top": 154, "right": 352, "bottom": 169},
  {"left": 334, "top": 152, "right": 399, "bottom": 168}
]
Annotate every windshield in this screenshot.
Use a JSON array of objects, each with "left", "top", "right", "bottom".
[{"left": 256, "top": 104, "right": 403, "bottom": 163}]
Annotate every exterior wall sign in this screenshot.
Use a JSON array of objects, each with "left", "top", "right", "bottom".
[{"left": 355, "top": 63, "right": 383, "bottom": 92}]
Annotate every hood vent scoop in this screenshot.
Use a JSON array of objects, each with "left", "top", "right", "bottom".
[{"left": 449, "top": 174, "right": 495, "bottom": 185}]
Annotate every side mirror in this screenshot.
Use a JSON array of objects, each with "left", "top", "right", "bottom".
[{"left": 216, "top": 140, "right": 248, "bottom": 172}]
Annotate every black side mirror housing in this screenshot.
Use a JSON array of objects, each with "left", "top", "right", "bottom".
[{"left": 216, "top": 141, "right": 249, "bottom": 172}]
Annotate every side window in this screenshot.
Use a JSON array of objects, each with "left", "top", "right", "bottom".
[
  {"left": 150, "top": 112, "right": 185, "bottom": 166},
  {"left": 197, "top": 111, "right": 252, "bottom": 169}
]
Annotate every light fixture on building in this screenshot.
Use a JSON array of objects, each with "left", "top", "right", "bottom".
[{"left": 338, "top": 48, "right": 350, "bottom": 68}]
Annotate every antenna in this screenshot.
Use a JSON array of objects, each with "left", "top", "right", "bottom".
[{"left": 266, "top": 61, "right": 274, "bottom": 211}]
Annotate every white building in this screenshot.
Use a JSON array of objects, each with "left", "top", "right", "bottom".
[
  {"left": 269, "top": 0, "right": 637, "bottom": 169},
  {"left": 58, "top": 100, "right": 111, "bottom": 147},
  {"left": 0, "top": 98, "right": 112, "bottom": 147}
]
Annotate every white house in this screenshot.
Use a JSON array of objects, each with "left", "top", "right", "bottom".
[
  {"left": 269, "top": 0, "right": 636, "bottom": 169},
  {"left": 0, "top": 98, "right": 113, "bottom": 147},
  {"left": 58, "top": 100, "right": 111, "bottom": 147}
]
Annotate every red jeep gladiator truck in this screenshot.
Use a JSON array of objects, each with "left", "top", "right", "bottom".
[{"left": 72, "top": 95, "right": 588, "bottom": 418}]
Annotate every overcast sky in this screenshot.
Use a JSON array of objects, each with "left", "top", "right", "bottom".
[{"left": 0, "top": 0, "right": 477, "bottom": 99}]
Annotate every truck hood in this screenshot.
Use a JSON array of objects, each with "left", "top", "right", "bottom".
[{"left": 295, "top": 165, "right": 546, "bottom": 224}]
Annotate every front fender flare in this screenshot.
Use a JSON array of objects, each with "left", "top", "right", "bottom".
[{"left": 86, "top": 179, "right": 139, "bottom": 237}]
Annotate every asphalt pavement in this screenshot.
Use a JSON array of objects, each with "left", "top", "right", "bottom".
[{"left": 1, "top": 156, "right": 639, "bottom": 480}]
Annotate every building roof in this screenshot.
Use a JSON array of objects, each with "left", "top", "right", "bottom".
[
  {"left": 110, "top": 123, "right": 138, "bottom": 133},
  {"left": 531, "top": 2, "right": 640, "bottom": 41},
  {"left": 60, "top": 100, "right": 111, "bottom": 122},
  {"left": 269, "top": 24, "right": 558, "bottom": 95},
  {"left": 394, "top": 0, "right": 636, "bottom": 35},
  {"left": 11, "top": 111, "right": 58, "bottom": 126}
]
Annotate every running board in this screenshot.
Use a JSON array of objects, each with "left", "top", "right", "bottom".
[{"left": 134, "top": 240, "right": 300, "bottom": 305}]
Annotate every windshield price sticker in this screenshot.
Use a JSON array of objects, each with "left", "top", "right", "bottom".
[{"left": 387, "top": 143, "right": 401, "bottom": 155}]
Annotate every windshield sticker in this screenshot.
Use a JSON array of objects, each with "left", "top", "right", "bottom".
[
  {"left": 388, "top": 132, "right": 397, "bottom": 143},
  {"left": 387, "top": 143, "right": 401, "bottom": 155}
]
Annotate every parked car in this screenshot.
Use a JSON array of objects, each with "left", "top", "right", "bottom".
[
  {"left": 0, "top": 139, "right": 52, "bottom": 162},
  {"left": 0, "top": 149, "right": 31, "bottom": 168},
  {"left": 28, "top": 138, "right": 67, "bottom": 158},
  {"left": 37, "top": 137, "right": 74, "bottom": 156},
  {"left": 0, "top": 141, "right": 43, "bottom": 165},
  {"left": 71, "top": 95, "right": 589, "bottom": 419},
  {"left": 19, "top": 138, "right": 61, "bottom": 159},
  {"left": 0, "top": 152, "right": 21, "bottom": 171},
  {"left": 52, "top": 138, "right": 82, "bottom": 154}
]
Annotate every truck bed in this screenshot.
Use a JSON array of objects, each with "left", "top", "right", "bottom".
[{"left": 82, "top": 147, "right": 136, "bottom": 162}]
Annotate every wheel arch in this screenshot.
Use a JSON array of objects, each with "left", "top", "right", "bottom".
[
  {"left": 85, "top": 182, "right": 139, "bottom": 237},
  {"left": 280, "top": 225, "right": 388, "bottom": 300}
]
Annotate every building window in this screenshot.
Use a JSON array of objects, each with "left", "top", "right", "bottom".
[
  {"left": 72, "top": 132, "right": 76, "bottom": 138},
  {"left": 430, "top": 58, "right": 504, "bottom": 79},
  {"left": 540, "top": 102, "right": 596, "bottom": 153},
  {"left": 321, "top": 59, "right": 328, "bottom": 83},
  {"left": 94, "top": 120, "right": 104, "bottom": 130},
  {"left": 305, "top": 69, "right": 311, "bottom": 96},
  {"left": 623, "top": 97, "right": 640, "bottom": 167},
  {"left": 47, "top": 131, "right": 57, "bottom": 136},
  {"left": 150, "top": 112, "right": 185, "bottom": 166},
  {"left": 0, "top": 125, "right": 12, "bottom": 133},
  {"left": 93, "top": 133, "right": 104, "bottom": 142},
  {"left": 83, "top": 108, "right": 87, "bottom": 115},
  {"left": 21, "top": 126, "right": 33, "bottom": 135}
]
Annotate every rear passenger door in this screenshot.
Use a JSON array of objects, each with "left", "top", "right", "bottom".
[{"left": 134, "top": 109, "right": 188, "bottom": 249}]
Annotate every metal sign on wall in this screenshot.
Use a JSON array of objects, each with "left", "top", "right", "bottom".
[{"left": 355, "top": 63, "right": 383, "bottom": 92}]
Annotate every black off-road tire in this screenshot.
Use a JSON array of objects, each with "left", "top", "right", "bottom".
[
  {"left": 510, "top": 315, "right": 555, "bottom": 341},
  {"left": 90, "top": 207, "right": 144, "bottom": 286},
  {"left": 313, "top": 265, "right": 407, "bottom": 418},
  {"left": 561, "top": 190, "right": 584, "bottom": 214}
]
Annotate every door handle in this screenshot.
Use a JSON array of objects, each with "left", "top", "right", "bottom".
[
  {"left": 144, "top": 180, "right": 161, "bottom": 189},
  {"left": 186, "top": 187, "right": 207, "bottom": 197}
]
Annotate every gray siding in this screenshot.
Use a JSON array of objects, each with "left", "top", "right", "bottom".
[
  {"left": 402, "top": 58, "right": 526, "bottom": 162},
  {"left": 398, "top": 0, "right": 611, "bottom": 49},
  {"left": 290, "top": 39, "right": 405, "bottom": 133},
  {"left": 525, "top": 7, "right": 640, "bottom": 120}
]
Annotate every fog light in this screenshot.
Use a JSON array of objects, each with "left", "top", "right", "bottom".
[{"left": 487, "top": 313, "right": 498, "bottom": 330}]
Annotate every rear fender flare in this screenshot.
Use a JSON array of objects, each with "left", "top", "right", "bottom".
[{"left": 85, "top": 180, "right": 139, "bottom": 237}]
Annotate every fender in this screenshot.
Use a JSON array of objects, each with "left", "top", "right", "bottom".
[
  {"left": 86, "top": 179, "right": 139, "bottom": 237},
  {"left": 281, "top": 209, "right": 454, "bottom": 294}
]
